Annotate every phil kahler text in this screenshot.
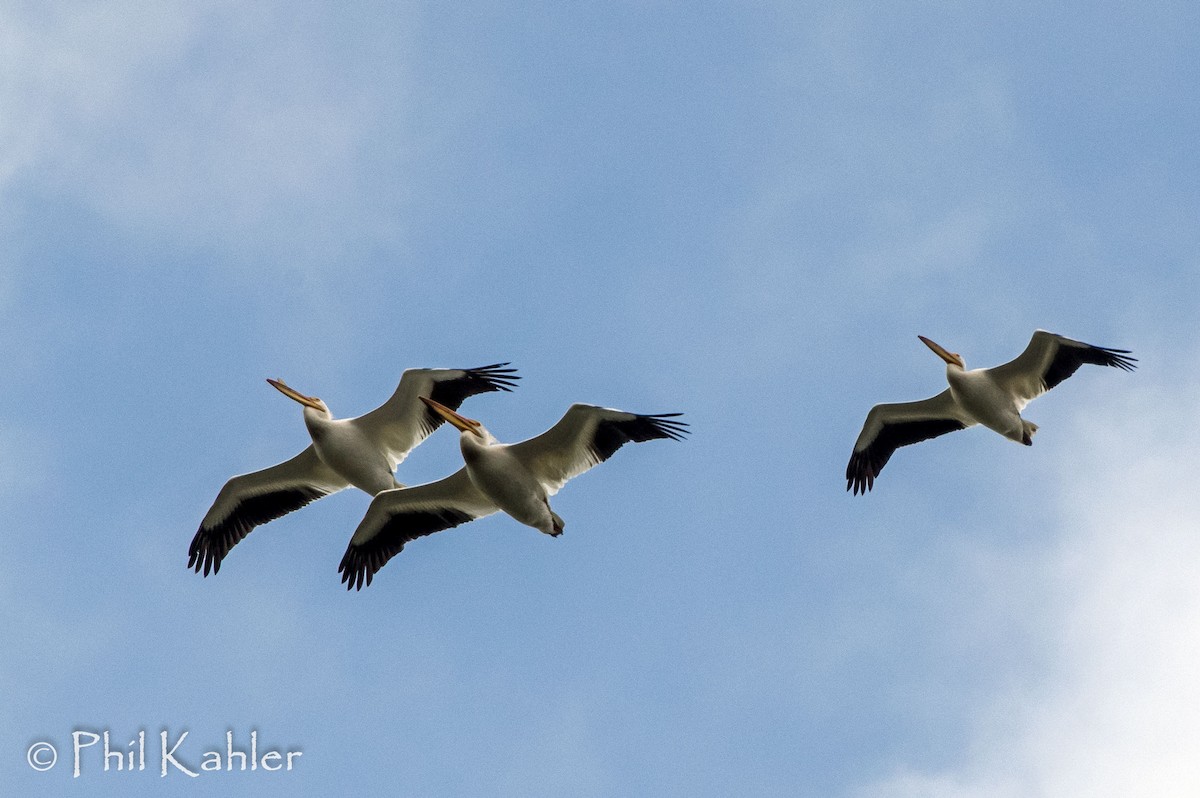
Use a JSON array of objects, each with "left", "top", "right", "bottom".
[{"left": 70, "top": 729, "right": 301, "bottom": 777}]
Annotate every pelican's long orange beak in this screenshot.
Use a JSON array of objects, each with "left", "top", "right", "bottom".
[
  {"left": 918, "top": 336, "right": 964, "bottom": 368},
  {"left": 267, "top": 378, "right": 325, "bottom": 411},
  {"left": 420, "top": 396, "right": 484, "bottom": 436}
]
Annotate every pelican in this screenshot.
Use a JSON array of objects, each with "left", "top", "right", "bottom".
[
  {"left": 847, "top": 330, "right": 1136, "bottom": 494},
  {"left": 338, "top": 397, "right": 689, "bottom": 589},
  {"left": 188, "top": 363, "right": 519, "bottom": 575}
]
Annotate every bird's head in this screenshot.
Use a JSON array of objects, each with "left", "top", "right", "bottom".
[
  {"left": 420, "top": 396, "right": 493, "bottom": 443},
  {"left": 918, "top": 335, "right": 965, "bottom": 370},
  {"left": 267, "top": 378, "right": 331, "bottom": 419}
]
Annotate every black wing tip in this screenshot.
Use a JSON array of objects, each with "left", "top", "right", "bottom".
[
  {"left": 845, "top": 479, "right": 872, "bottom": 495},
  {"left": 465, "top": 362, "right": 521, "bottom": 392},
  {"left": 845, "top": 451, "right": 875, "bottom": 495},
  {"left": 338, "top": 540, "right": 401, "bottom": 591},
  {"left": 588, "top": 411, "right": 689, "bottom": 462},
  {"left": 1057, "top": 337, "right": 1137, "bottom": 372},
  {"left": 1093, "top": 346, "right": 1137, "bottom": 372},
  {"left": 422, "top": 362, "right": 520, "bottom": 426},
  {"left": 187, "top": 529, "right": 225, "bottom": 576},
  {"left": 191, "top": 546, "right": 223, "bottom": 576},
  {"left": 337, "top": 548, "right": 371, "bottom": 592},
  {"left": 845, "top": 476, "right": 871, "bottom": 495},
  {"left": 640, "top": 413, "right": 690, "bottom": 441}
]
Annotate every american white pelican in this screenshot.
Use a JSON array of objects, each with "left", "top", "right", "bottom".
[
  {"left": 847, "top": 330, "right": 1136, "bottom": 494},
  {"left": 338, "top": 397, "right": 689, "bottom": 589},
  {"left": 188, "top": 363, "right": 519, "bottom": 575}
]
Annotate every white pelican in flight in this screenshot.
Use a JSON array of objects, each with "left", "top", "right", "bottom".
[
  {"left": 847, "top": 330, "right": 1136, "bottom": 494},
  {"left": 188, "top": 363, "right": 519, "bottom": 575},
  {"left": 338, "top": 397, "right": 689, "bottom": 590}
]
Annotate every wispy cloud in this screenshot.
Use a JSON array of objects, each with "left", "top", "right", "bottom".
[{"left": 1, "top": 2, "right": 411, "bottom": 271}]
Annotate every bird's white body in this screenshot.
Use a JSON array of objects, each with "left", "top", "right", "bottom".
[
  {"left": 460, "top": 434, "right": 561, "bottom": 536},
  {"left": 304, "top": 409, "right": 399, "bottom": 495},
  {"left": 945, "top": 364, "right": 1031, "bottom": 444}
]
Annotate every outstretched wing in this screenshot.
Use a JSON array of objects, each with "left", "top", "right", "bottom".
[
  {"left": 338, "top": 469, "right": 498, "bottom": 590},
  {"left": 986, "top": 330, "right": 1136, "bottom": 408},
  {"left": 507, "top": 403, "right": 689, "bottom": 496},
  {"left": 847, "top": 390, "right": 972, "bottom": 495},
  {"left": 352, "top": 363, "right": 520, "bottom": 469},
  {"left": 189, "top": 447, "right": 349, "bottom": 576}
]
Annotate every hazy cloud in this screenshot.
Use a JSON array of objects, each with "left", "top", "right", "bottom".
[
  {"left": 1, "top": 1, "right": 410, "bottom": 270},
  {"left": 859, "top": 371, "right": 1200, "bottom": 798}
]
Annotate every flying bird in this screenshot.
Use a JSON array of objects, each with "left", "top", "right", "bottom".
[
  {"left": 338, "top": 397, "right": 689, "bottom": 590},
  {"left": 188, "top": 363, "right": 519, "bottom": 575},
  {"left": 847, "top": 330, "right": 1136, "bottom": 494}
]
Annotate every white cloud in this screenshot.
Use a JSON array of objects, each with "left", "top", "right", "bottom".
[
  {"left": 859, "top": 368, "right": 1200, "bottom": 797},
  {"left": 0, "top": 3, "right": 198, "bottom": 186}
]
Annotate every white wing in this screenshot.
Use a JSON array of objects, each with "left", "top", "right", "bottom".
[
  {"left": 507, "top": 403, "right": 689, "bottom": 496},
  {"left": 351, "top": 363, "right": 519, "bottom": 469},
  {"left": 847, "top": 390, "right": 973, "bottom": 495},
  {"left": 338, "top": 469, "right": 498, "bottom": 590},
  {"left": 986, "top": 330, "right": 1137, "bottom": 408},
  {"left": 189, "top": 447, "right": 349, "bottom": 575}
]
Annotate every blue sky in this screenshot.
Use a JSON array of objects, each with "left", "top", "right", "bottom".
[{"left": 2, "top": 2, "right": 1198, "bottom": 795}]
